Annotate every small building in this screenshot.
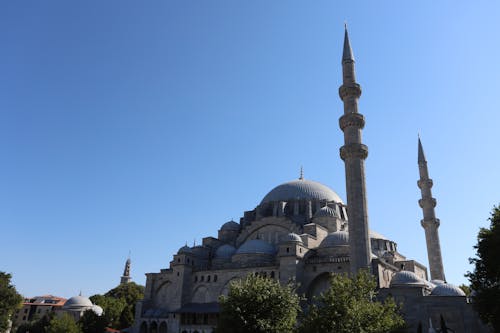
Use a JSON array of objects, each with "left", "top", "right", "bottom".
[{"left": 12, "top": 295, "right": 66, "bottom": 327}]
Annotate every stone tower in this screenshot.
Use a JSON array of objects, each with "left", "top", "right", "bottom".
[
  {"left": 417, "top": 137, "right": 445, "bottom": 281},
  {"left": 338, "top": 26, "right": 372, "bottom": 274},
  {"left": 120, "top": 257, "right": 132, "bottom": 285}
]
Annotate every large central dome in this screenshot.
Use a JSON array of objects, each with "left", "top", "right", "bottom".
[{"left": 261, "top": 178, "right": 343, "bottom": 204}]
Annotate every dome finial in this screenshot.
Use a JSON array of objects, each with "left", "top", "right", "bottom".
[{"left": 299, "top": 166, "right": 304, "bottom": 180}]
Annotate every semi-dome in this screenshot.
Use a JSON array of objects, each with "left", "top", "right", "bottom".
[
  {"left": 221, "top": 220, "right": 240, "bottom": 231},
  {"left": 215, "top": 244, "right": 237, "bottom": 258},
  {"left": 431, "top": 283, "right": 466, "bottom": 296},
  {"left": 320, "top": 231, "right": 349, "bottom": 247},
  {"left": 284, "top": 233, "right": 303, "bottom": 243},
  {"left": 261, "top": 178, "right": 343, "bottom": 204},
  {"left": 236, "top": 239, "right": 276, "bottom": 255},
  {"left": 390, "top": 271, "right": 428, "bottom": 288},
  {"left": 314, "top": 206, "right": 338, "bottom": 218},
  {"left": 63, "top": 295, "right": 93, "bottom": 309}
]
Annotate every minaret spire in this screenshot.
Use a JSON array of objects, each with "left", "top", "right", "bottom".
[
  {"left": 120, "top": 255, "right": 132, "bottom": 285},
  {"left": 338, "top": 26, "right": 372, "bottom": 274},
  {"left": 342, "top": 23, "right": 355, "bottom": 62},
  {"left": 418, "top": 136, "right": 426, "bottom": 164},
  {"left": 417, "top": 137, "right": 445, "bottom": 281}
]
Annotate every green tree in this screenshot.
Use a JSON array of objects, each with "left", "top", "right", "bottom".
[
  {"left": 467, "top": 204, "right": 500, "bottom": 331},
  {"left": 47, "top": 313, "right": 81, "bottom": 333},
  {"left": 216, "top": 274, "right": 300, "bottom": 333},
  {"left": 89, "top": 294, "right": 126, "bottom": 329},
  {"left": 118, "top": 303, "right": 135, "bottom": 329},
  {"left": 87, "top": 282, "right": 144, "bottom": 330},
  {"left": 78, "top": 309, "right": 107, "bottom": 333},
  {"left": 458, "top": 284, "right": 471, "bottom": 297},
  {"left": 104, "top": 282, "right": 144, "bottom": 306},
  {"left": 298, "top": 271, "right": 404, "bottom": 333},
  {"left": 15, "top": 312, "right": 54, "bottom": 333},
  {"left": 0, "top": 272, "right": 23, "bottom": 332}
]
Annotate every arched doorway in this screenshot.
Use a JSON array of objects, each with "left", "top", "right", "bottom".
[
  {"left": 306, "top": 272, "right": 333, "bottom": 301},
  {"left": 159, "top": 321, "right": 167, "bottom": 333},
  {"left": 149, "top": 321, "right": 158, "bottom": 333},
  {"left": 140, "top": 322, "right": 148, "bottom": 333}
]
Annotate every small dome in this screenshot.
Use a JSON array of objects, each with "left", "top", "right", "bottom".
[
  {"left": 215, "top": 244, "right": 236, "bottom": 259},
  {"left": 92, "top": 305, "right": 103, "bottom": 316},
  {"left": 320, "top": 231, "right": 349, "bottom": 247},
  {"left": 431, "top": 283, "right": 466, "bottom": 296},
  {"left": 390, "top": 271, "right": 427, "bottom": 288},
  {"left": 284, "top": 233, "right": 303, "bottom": 243},
  {"left": 261, "top": 179, "right": 343, "bottom": 204},
  {"left": 314, "top": 206, "right": 338, "bottom": 218},
  {"left": 221, "top": 220, "right": 240, "bottom": 231},
  {"left": 178, "top": 245, "right": 193, "bottom": 254},
  {"left": 63, "top": 296, "right": 93, "bottom": 309},
  {"left": 236, "top": 239, "right": 276, "bottom": 255}
]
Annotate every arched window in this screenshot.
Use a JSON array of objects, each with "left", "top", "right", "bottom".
[{"left": 214, "top": 274, "right": 218, "bottom": 282}]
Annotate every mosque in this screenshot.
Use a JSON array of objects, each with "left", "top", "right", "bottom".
[{"left": 132, "top": 28, "right": 489, "bottom": 333}]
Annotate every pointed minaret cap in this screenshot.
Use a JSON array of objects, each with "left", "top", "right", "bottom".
[
  {"left": 342, "top": 23, "right": 355, "bottom": 62},
  {"left": 418, "top": 135, "right": 427, "bottom": 164}
]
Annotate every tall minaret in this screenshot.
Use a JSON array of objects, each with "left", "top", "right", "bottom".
[
  {"left": 338, "top": 25, "right": 372, "bottom": 274},
  {"left": 417, "top": 137, "right": 445, "bottom": 281},
  {"left": 120, "top": 256, "right": 132, "bottom": 285}
]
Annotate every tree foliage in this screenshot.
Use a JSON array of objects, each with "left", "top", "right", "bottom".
[
  {"left": 83, "top": 282, "right": 144, "bottom": 331},
  {"left": 88, "top": 294, "right": 126, "bottom": 329},
  {"left": 104, "top": 282, "right": 144, "bottom": 305},
  {"left": 78, "top": 309, "right": 107, "bottom": 333},
  {"left": 467, "top": 204, "right": 500, "bottom": 331},
  {"left": 458, "top": 284, "right": 471, "bottom": 297},
  {"left": 15, "top": 313, "right": 53, "bottom": 333},
  {"left": 216, "top": 274, "right": 301, "bottom": 333},
  {"left": 47, "top": 313, "right": 81, "bottom": 333},
  {"left": 298, "top": 271, "right": 404, "bottom": 333},
  {"left": 0, "top": 272, "right": 23, "bottom": 332}
]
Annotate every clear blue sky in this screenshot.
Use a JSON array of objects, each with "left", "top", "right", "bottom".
[{"left": 1, "top": 1, "right": 499, "bottom": 298}]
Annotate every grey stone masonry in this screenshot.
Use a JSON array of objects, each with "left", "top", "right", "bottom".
[
  {"left": 417, "top": 137, "right": 445, "bottom": 281},
  {"left": 339, "top": 26, "right": 372, "bottom": 274}
]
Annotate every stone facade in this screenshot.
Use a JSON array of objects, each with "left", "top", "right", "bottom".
[
  {"left": 131, "top": 28, "right": 489, "bottom": 333},
  {"left": 132, "top": 178, "right": 441, "bottom": 333}
]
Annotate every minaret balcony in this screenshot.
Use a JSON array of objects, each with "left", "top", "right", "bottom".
[
  {"left": 421, "top": 218, "right": 440, "bottom": 228},
  {"left": 417, "top": 179, "right": 433, "bottom": 189},
  {"left": 339, "top": 83, "right": 362, "bottom": 99},
  {"left": 418, "top": 197, "right": 436, "bottom": 208},
  {"left": 339, "top": 113, "right": 365, "bottom": 131},
  {"left": 340, "top": 143, "right": 368, "bottom": 160}
]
